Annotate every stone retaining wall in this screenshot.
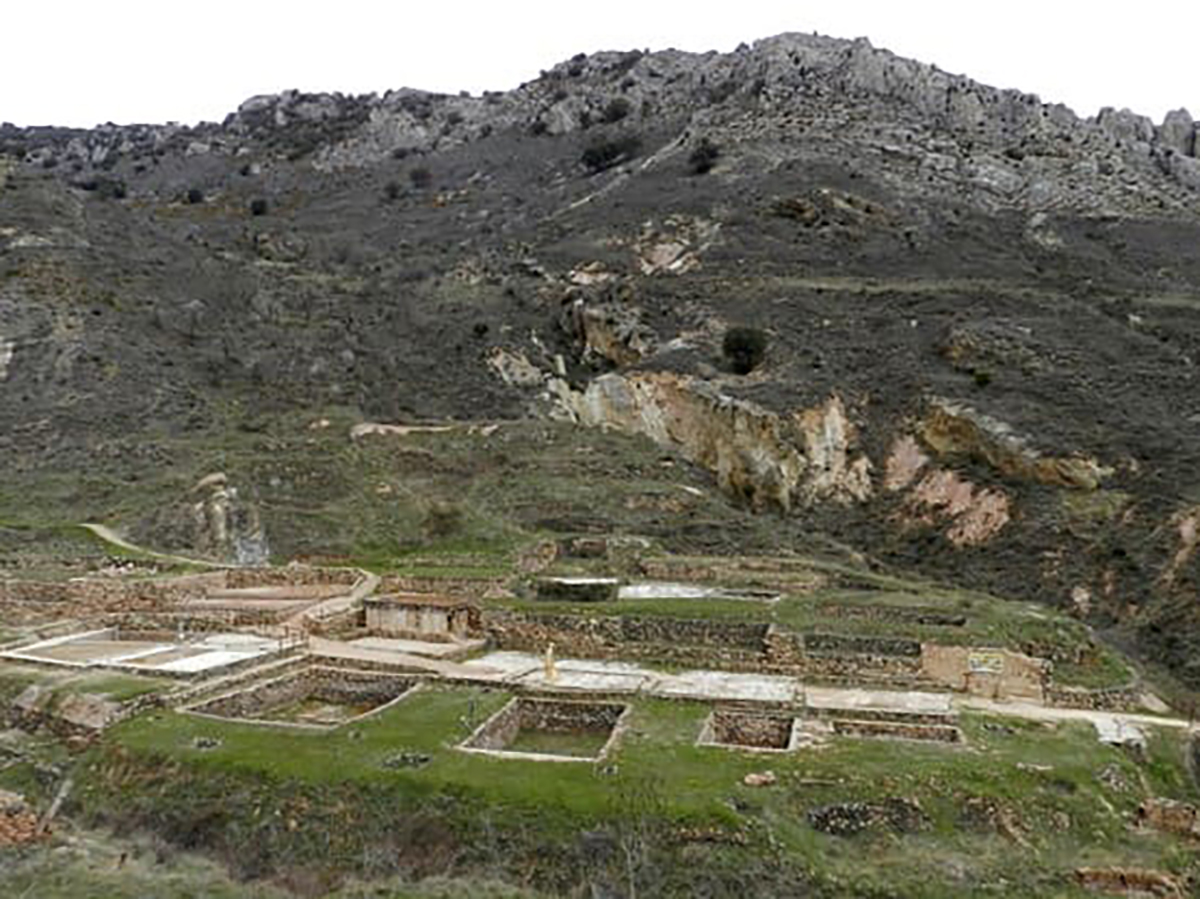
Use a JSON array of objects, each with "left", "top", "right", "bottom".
[
  {"left": 705, "top": 709, "right": 794, "bottom": 749},
  {"left": 226, "top": 567, "right": 360, "bottom": 588},
  {"left": 830, "top": 719, "right": 962, "bottom": 743},
  {"left": 815, "top": 603, "right": 967, "bottom": 628},
  {"left": 805, "top": 633, "right": 922, "bottom": 657},
  {"left": 1045, "top": 683, "right": 1142, "bottom": 711},
  {"left": 379, "top": 575, "right": 510, "bottom": 599},
  {"left": 483, "top": 609, "right": 770, "bottom": 669},
  {"left": 485, "top": 611, "right": 947, "bottom": 683},
  {"left": 800, "top": 653, "right": 925, "bottom": 681},
  {"left": 187, "top": 666, "right": 415, "bottom": 724},
  {"left": 463, "top": 698, "right": 626, "bottom": 753},
  {"left": 0, "top": 572, "right": 226, "bottom": 620}
]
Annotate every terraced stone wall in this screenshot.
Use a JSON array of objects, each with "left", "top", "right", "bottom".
[
  {"left": 465, "top": 698, "right": 626, "bottom": 752},
  {"left": 706, "top": 709, "right": 794, "bottom": 749},
  {"left": 483, "top": 609, "right": 770, "bottom": 668},
  {"left": 1044, "top": 684, "right": 1142, "bottom": 711},
  {"left": 0, "top": 572, "right": 225, "bottom": 620},
  {"left": 226, "top": 567, "right": 360, "bottom": 588},
  {"left": 189, "top": 666, "right": 414, "bottom": 723}
]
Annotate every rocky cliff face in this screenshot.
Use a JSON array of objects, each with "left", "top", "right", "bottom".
[{"left": 3, "top": 34, "right": 1198, "bottom": 204}]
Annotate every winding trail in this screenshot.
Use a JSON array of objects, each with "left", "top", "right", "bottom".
[{"left": 79, "top": 523, "right": 228, "bottom": 569}]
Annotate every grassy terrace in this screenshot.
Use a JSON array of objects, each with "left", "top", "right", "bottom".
[
  {"left": 488, "top": 555, "right": 1132, "bottom": 688},
  {"left": 76, "top": 683, "right": 1199, "bottom": 897}
]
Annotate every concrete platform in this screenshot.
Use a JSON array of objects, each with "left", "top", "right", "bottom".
[
  {"left": 650, "top": 670, "right": 800, "bottom": 704},
  {"left": 805, "top": 686, "right": 953, "bottom": 717},
  {"left": 444, "top": 651, "right": 965, "bottom": 714},
  {"left": 460, "top": 651, "right": 541, "bottom": 678},
  {"left": 513, "top": 657, "right": 652, "bottom": 696}
]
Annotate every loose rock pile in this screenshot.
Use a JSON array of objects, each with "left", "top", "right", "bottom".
[
  {"left": 806, "top": 797, "right": 929, "bottom": 836},
  {"left": 0, "top": 790, "right": 41, "bottom": 846}
]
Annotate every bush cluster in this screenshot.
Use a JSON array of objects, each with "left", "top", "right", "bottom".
[
  {"left": 600, "top": 97, "right": 632, "bottom": 124},
  {"left": 722, "top": 326, "right": 769, "bottom": 374},
  {"left": 581, "top": 134, "right": 642, "bottom": 173},
  {"left": 688, "top": 138, "right": 721, "bottom": 175}
]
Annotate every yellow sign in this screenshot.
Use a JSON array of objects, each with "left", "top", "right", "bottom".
[{"left": 968, "top": 651, "right": 1004, "bottom": 674}]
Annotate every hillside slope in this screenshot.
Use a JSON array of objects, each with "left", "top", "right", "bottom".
[{"left": 3, "top": 33, "right": 1200, "bottom": 686}]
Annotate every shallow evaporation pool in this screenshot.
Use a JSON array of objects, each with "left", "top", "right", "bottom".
[
  {"left": 617, "top": 582, "right": 780, "bottom": 603},
  {"left": 0, "top": 629, "right": 281, "bottom": 675},
  {"left": 182, "top": 665, "right": 418, "bottom": 730},
  {"left": 458, "top": 697, "right": 629, "bottom": 762}
]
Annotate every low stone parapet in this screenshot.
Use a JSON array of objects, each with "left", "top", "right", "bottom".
[{"left": 1045, "top": 683, "right": 1142, "bottom": 711}]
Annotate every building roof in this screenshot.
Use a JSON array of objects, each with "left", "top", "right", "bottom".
[{"left": 365, "top": 592, "right": 475, "bottom": 609}]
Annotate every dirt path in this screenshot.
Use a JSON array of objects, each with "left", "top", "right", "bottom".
[
  {"left": 283, "top": 571, "right": 380, "bottom": 629},
  {"left": 79, "top": 523, "right": 227, "bottom": 569},
  {"left": 957, "top": 696, "right": 1194, "bottom": 731}
]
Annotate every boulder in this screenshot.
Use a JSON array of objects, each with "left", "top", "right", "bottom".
[
  {"left": 1158, "top": 108, "right": 1196, "bottom": 157},
  {"left": 1097, "top": 107, "right": 1155, "bottom": 146}
]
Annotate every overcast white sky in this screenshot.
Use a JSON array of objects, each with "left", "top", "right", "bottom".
[{"left": 3, "top": 1, "right": 1198, "bottom": 129}]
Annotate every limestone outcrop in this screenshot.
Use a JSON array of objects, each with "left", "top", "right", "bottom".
[
  {"left": 189, "top": 474, "right": 269, "bottom": 566},
  {"left": 921, "top": 398, "right": 1110, "bottom": 490},
  {"left": 553, "top": 372, "right": 871, "bottom": 512},
  {"left": 5, "top": 32, "right": 1198, "bottom": 205}
]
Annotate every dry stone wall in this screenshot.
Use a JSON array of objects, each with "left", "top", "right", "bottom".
[
  {"left": 466, "top": 698, "right": 626, "bottom": 753},
  {"left": 1045, "top": 683, "right": 1142, "bottom": 711},
  {"left": 485, "top": 610, "right": 956, "bottom": 686},
  {"left": 188, "top": 666, "right": 415, "bottom": 722},
  {"left": 0, "top": 572, "right": 226, "bottom": 621},
  {"left": 226, "top": 567, "right": 360, "bottom": 588},
  {"left": 706, "top": 709, "right": 794, "bottom": 749},
  {"left": 378, "top": 574, "right": 510, "bottom": 599},
  {"left": 484, "top": 609, "right": 771, "bottom": 668}
]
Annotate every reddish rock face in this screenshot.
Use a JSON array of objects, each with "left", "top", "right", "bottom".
[{"left": 905, "top": 469, "right": 1010, "bottom": 547}]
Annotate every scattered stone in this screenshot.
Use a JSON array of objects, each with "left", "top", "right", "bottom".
[
  {"left": 1092, "top": 717, "right": 1146, "bottom": 752},
  {"left": 806, "top": 797, "right": 929, "bottom": 837},
  {"left": 1096, "top": 763, "right": 1129, "bottom": 792},
  {"left": 742, "top": 770, "right": 777, "bottom": 787},
  {"left": 983, "top": 722, "right": 1017, "bottom": 736},
  {"left": 673, "top": 825, "right": 748, "bottom": 845},
  {"left": 1138, "top": 692, "right": 1171, "bottom": 715},
  {"left": 0, "top": 790, "right": 41, "bottom": 847},
  {"left": 381, "top": 751, "right": 432, "bottom": 770},
  {"left": 1135, "top": 798, "right": 1200, "bottom": 838},
  {"left": 1075, "top": 866, "right": 1183, "bottom": 898},
  {"left": 192, "top": 736, "right": 221, "bottom": 750}
]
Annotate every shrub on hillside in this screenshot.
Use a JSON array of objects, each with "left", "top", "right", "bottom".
[
  {"left": 722, "top": 326, "right": 769, "bottom": 374},
  {"left": 688, "top": 138, "right": 721, "bottom": 175},
  {"left": 249, "top": 198, "right": 269, "bottom": 216},
  {"left": 601, "top": 97, "right": 631, "bottom": 124},
  {"left": 581, "top": 134, "right": 642, "bottom": 173}
]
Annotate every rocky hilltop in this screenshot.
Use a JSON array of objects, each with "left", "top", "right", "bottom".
[{"left": 3, "top": 33, "right": 1200, "bottom": 686}]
